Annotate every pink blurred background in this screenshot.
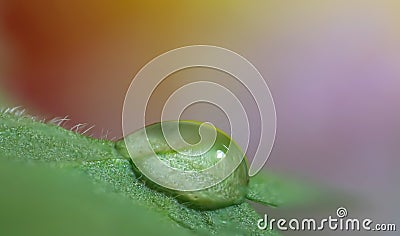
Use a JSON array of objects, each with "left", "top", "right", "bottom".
[{"left": 0, "top": 1, "right": 399, "bottom": 234}]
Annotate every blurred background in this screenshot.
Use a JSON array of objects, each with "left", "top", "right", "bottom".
[{"left": 0, "top": 1, "right": 399, "bottom": 235}]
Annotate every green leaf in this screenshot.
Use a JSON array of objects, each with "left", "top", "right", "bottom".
[
  {"left": 0, "top": 110, "right": 120, "bottom": 163},
  {"left": 0, "top": 158, "right": 189, "bottom": 236},
  {"left": 247, "top": 171, "right": 327, "bottom": 207},
  {"left": 0, "top": 109, "right": 277, "bottom": 235}
]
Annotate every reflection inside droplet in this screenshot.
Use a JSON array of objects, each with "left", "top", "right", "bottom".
[{"left": 216, "top": 150, "right": 226, "bottom": 159}]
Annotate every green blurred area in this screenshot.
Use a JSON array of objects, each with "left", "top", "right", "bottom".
[{"left": 0, "top": 158, "right": 190, "bottom": 236}]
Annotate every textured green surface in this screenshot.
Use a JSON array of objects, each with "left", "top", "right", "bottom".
[
  {"left": 247, "top": 172, "right": 323, "bottom": 207},
  {"left": 0, "top": 110, "right": 120, "bottom": 163},
  {"left": 0, "top": 109, "right": 278, "bottom": 235}
]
